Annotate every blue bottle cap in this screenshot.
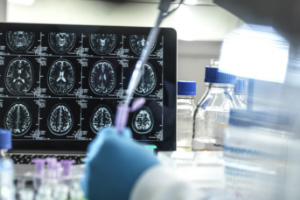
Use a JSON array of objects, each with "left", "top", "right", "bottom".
[
  {"left": 205, "top": 67, "right": 236, "bottom": 84},
  {"left": 178, "top": 81, "right": 196, "bottom": 95},
  {"left": 234, "top": 79, "right": 246, "bottom": 94},
  {"left": 0, "top": 129, "right": 12, "bottom": 150}
]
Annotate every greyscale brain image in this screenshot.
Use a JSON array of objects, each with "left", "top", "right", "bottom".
[
  {"left": 49, "top": 32, "right": 76, "bottom": 54},
  {"left": 89, "top": 34, "right": 117, "bottom": 55},
  {"left": 90, "top": 105, "right": 113, "bottom": 133},
  {"left": 5, "top": 58, "right": 34, "bottom": 95},
  {"left": 89, "top": 61, "right": 116, "bottom": 95},
  {"left": 48, "top": 104, "right": 73, "bottom": 136},
  {"left": 4, "top": 102, "right": 32, "bottom": 136},
  {"left": 0, "top": 24, "right": 170, "bottom": 144},
  {"left": 130, "top": 35, "right": 156, "bottom": 55},
  {"left": 135, "top": 63, "right": 156, "bottom": 96},
  {"left": 48, "top": 59, "right": 75, "bottom": 95},
  {"left": 6, "top": 31, "right": 35, "bottom": 52},
  {"left": 132, "top": 107, "right": 154, "bottom": 134}
]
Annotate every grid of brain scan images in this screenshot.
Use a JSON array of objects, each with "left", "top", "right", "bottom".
[{"left": 0, "top": 25, "right": 171, "bottom": 143}]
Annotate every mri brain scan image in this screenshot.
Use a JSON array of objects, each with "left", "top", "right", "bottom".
[
  {"left": 89, "top": 61, "right": 116, "bottom": 95},
  {"left": 48, "top": 59, "right": 75, "bottom": 95},
  {"left": 6, "top": 31, "right": 35, "bottom": 52},
  {"left": 130, "top": 35, "right": 156, "bottom": 55},
  {"left": 5, "top": 58, "right": 34, "bottom": 95},
  {"left": 89, "top": 34, "right": 117, "bottom": 55},
  {"left": 90, "top": 105, "right": 113, "bottom": 133},
  {"left": 49, "top": 32, "right": 76, "bottom": 54},
  {"left": 48, "top": 104, "right": 73, "bottom": 136},
  {"left": 135, "top": 63, "right": 156, "bottom": 96},
  {"left": 132, "top": 107, "right": 154, "bottom": 134},
  {"left": 4, "top": 102, "right": 32, "bottom": 136}
]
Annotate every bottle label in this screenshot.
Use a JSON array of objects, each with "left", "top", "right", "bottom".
[
  {"left": 192, "top": 141, "right": 223, "bottom": 151},
  {"left": 207, "top": 143, "right": 223, "bottom": 151}
]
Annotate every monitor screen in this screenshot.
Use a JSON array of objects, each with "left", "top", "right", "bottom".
[{"left": 0, "top": 23, "right": 177, "bottom": 151}]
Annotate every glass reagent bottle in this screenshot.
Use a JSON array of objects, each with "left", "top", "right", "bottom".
[
  {"left": 177, "top": 81, "right": 196, "bottom": 151},
  {"left": 193, "top": 67, "right": 236, "bottom": 151}
]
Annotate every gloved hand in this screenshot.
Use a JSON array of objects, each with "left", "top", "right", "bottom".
[{"left": 81, "top": 127, "right": 159, "bottom": 200}]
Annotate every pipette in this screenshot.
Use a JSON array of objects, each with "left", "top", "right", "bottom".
[
  {"left": 115, "top": 15, "right": 162, "bottom": 132},
  {"left": 115, "top": 0, "right": 182, "bottom": 133}
]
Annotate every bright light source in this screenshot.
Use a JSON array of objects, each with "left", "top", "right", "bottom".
[
  {"left": 218, "top": 24, "right": 289, "bottom": 83},
  {"left": 184, "top": 0, "right": 214, "bottom": 5},
  {"left": 184, "top": 0, "right": 199, "bottom": 5},
  {"left": 170, "top": 5, "right": 242, "bottom": 41},
  {"left": 173, "top": 6, "right": 201, "bottom": 41},
  {"left": 8, "top": 0, "right": 35, "bottom": 6}
]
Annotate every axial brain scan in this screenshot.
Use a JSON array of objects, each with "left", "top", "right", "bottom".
[
  {"left": 6, "top": 31, "right": 35, "bottom": 52},
  {"left": 4, "top": 102, "right": 32, "bottom": 136},
  {"left": 135, "top": 63, "right": 156, "bottom": 96},
  {"left": 90, "top": 105, "right": 113, "bottom": 133},
  {"left": 48, "top": 59, "right": 75, "bottom": 95},
  {"left": 89, "top": 61, "right": 116, "bottom": 95},
  {"left": 5, "top": 58, "right": 34, "bottom": 95},
  {"left": 48, "top": 104, "right": 73, "bottom": 135},
  {"left": 49, "top": 32, "right": 76, "bottom": 54},
  {"left": 89, "top": 34, "right": 117, "bottom": 55},
  {"left": 132, "top": 107, "right": 154, "bottom": 134},
  {"left": 130, "top": 35, "right": 156, "bottom": 55}
]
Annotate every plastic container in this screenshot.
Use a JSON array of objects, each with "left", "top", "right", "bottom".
[
  {"left": 223, "top": 110, "right": 290, "bottom": 200},
  {"left": 193, "top": 66, "right": 236, "bottom": 151},
  {"left": 0, "top": 129, "right": 15, "bottom": 200},
  {"left": 177, "top": 81, "right": 196, "bottom": 151},
  {"left": 232, "top": 79, "right": 247, "bottom": 109}
]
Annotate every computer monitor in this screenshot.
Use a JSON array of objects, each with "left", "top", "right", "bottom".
[{"left": 0, "top": 23, "right": 177, "bottom": 151}]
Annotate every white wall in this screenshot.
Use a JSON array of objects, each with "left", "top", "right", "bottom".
[
  {"left": 0, "top": 0, "right": 6, "bottom": 22},
  {"left": 6, "top": 0, "right": 242, "bottom": 41},
  {"left": 178, "top": 40, "right": 222, "bottom": 102}
]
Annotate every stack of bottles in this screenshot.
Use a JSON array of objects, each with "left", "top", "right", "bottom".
[
  {"left": 0, "top": 128, "right": 86, "bottom": 200},
  {"left": 176, "top": 74, "right": 247, "bottom": 152},
  {"left": 177, "top": 81, "right": 196, "bottom": 151},
  {"left": 193, "top": 64, "right": 236, "bottom": 151},
  {"left": 17, "top": 158, "right": 86, "bottom": 200}
]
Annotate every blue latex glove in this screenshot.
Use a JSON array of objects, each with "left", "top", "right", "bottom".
[{"left": 81, "top": 127, "right": 159, "bottom": 200}]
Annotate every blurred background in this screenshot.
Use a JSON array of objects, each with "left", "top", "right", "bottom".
[{"left": 3, "top": 1, "right": 300, "bottom": 199}]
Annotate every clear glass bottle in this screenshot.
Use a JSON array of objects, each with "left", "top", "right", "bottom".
[
  {"left": 232, "top": 79, "right": 247, "bottom": 109},
  {"left": 0, "top": 129, "right": 15, "bottom": 200},
  {"left": 193, "top": 66, "right": 236, "bottom": 151},
  {"left": 177, "top": 81, "right": 196, "bottom": 151}
]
